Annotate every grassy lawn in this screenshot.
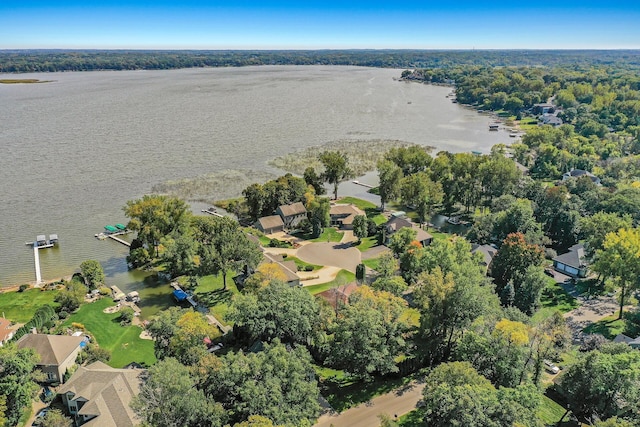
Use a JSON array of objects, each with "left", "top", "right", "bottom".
[
  {"left": 339, "top": 196, "right": 386, "bottom": 225},
  {"left": 285, "top": 256, "right": 322, "bottom": 272},
  {"left": 398, "top": 409, "right": 423, "bottom": 426},
  {"left": 582, "top": 314, "right": 640, "bottom": 340},
  {"left": 538, "top": 394, "right": 573, "bottom": 426},
  {"left": 305, "top": 270, "right": 356, "bottom": 295},
  {"left": 313, "top": 227, "right": 344, "bottom": 243},
  {"left": 319, "top": 371, "right": 418, "bottom": 413},
  {"left": 540, "top": 281, "right": 579, "bottom": 313},
  {"left": 194, "top": 273, "right": 240, "bottom": 326},
  {"left": 0, "top": 288, "right": 59, "bottom": 323},
  {"left": 62, "top": 298, "right": 156, "bottom": 368},
  {"left": 353, "top": 235, "right": 379, "bottom": 252},
  {"left": 363, "top": 258, "right": 381, "bottom": 271}
]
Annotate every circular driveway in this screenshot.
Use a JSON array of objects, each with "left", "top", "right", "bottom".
[{"left": 296, "top": 242, "right": 362, "bottom": 273}]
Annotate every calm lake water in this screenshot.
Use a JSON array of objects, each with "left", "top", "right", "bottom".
[{"left": 0, "top": 66, "right": 511, "bottom": 290}]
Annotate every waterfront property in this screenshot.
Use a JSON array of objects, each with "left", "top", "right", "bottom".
[
  {"left": 384, "top": 216, "right": 433, "bottom": 247},
  {"left": 276, "top": 202, "right": 307, "bottom": 229},
  {"left": 255, "top": 215, "right": 285, "bottom": 234},
  {"left": 329, "top": 204, "right": 366, "bottom": 230},
  {"left": 17, "top": 333, "right": 85, "bottom": 383}
]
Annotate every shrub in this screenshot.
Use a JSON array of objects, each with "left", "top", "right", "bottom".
[
  {"left": 18, "top": 284, "right": 29, "bottom": 292},
  {"left": 58, "top": 310, "right": 69, "bottom": 319},
  {"left": 304, "top": 265, "right": 314, "bottom": 272},
  {"left": 119, "top": 307, "right": 135, "bottom": 326},
  {"left": 71, "top": 322, "right": 85, "bottom": 330}
]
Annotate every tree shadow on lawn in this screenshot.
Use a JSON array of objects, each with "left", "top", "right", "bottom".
[
  {"left": 196, "top": 288, "right": 234, "bottom": 308},
  {"left": 320, "top": 374, "right": 414, "bottom": 413}
]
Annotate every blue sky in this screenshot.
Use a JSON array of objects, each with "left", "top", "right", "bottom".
[{"left": 1, "top": 1, "right": 639, "bottom": 49}]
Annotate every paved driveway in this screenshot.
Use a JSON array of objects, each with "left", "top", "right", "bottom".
[
  {"left": 296, "top": 242, "right": 362, "bottom": 273},
  {"left": 314, "top": 381, "right": 425, "bottom": 427}
]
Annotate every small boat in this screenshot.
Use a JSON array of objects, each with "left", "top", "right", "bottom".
[
  {"left": 447, "top": 216, "right": 461, "bottom": 225},
  {"left": 105, "top": 225, "right": 118, "bottom": 233},
  {"left": 489, "top": 125, "right": 499, "bottom": 131},
  {"left": 201, "top": 206, "right": 217, "bottom": 214},
  {"left": 115, "top": 223, "right": 127, "bottom": 231}
]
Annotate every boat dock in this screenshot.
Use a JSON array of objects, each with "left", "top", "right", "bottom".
[
  {"left": 26, "top": 234, "right": 58, "bottom": 284},
  {"left": 201, "top": 208, "right": 224, "bottom": 218},
  {"left": 107, "top": 234, "right": 131, "bottom": 247},
  {"left": 352, "top": 180, "right": 374, "bottom": 189},
  {"left": 33, "top": 245, "right": 42, "bottom": 284}
]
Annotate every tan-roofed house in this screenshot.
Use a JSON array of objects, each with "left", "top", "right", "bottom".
[
  {"left": 263, "top": 253, "right": 301, "bottom": 286},
  {"left": 276, "top": 202, "right": 307, "bottom": 229},
  {"left": 17, "top": 333, "right": 84, "bottom": 383},
  {"left": 329, "top": 204, "right": 366, "bottom": 230},
  {"left": 255, "top": 215, "right": 285, "bottom": 234},
  {"left": 58, "top": 361, "right": 145, "bottom": 427},
  {"left": 384, "top": 216, "right": 433, "bottom": 247}
]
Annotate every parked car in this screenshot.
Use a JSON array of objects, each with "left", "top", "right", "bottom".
[
  {"left": 544, "top": 359, "right": 560, "bottom": 374},
  {"left": 40, "top": 385, "right": 54, "bottom": 403}
]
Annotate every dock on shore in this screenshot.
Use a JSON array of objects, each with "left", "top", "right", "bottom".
[
  {"left": 33, "top": 245, "right": 42, "bottom": 284},
  {"left": 352, "top": 180, "right": 374, "bottom": 189},
  {"left": 202, "top": 209, "right": 224, "bottom": 218}
]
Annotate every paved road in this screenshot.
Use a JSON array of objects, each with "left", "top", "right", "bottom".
[
  {"left": 314, "top": 381, "right": 425, "bottom": 427},
  {"left": 297, "top": 242, "right": 361, "bottom": 273}
]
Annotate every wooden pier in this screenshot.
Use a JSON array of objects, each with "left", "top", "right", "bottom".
[
  {"left": 33, "top": 245, "right": 42, "bottom": 284},
  {"left": 202, "top": 209, "right": 224, "bottom": 218},
  {"left": 107, "top": 234, "right": 131, "bottom": 247}
]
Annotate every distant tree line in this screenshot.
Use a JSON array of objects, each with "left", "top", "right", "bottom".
[{"left": 2, "top": 49, "right": 640, "bottom": 73}]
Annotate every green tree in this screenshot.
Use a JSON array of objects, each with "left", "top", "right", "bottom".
[
  {"left": 243, "top": 183, "right": 266, "bottom": 221},
  {"left": 169, "top": 311, "right": 218, "bottom": 365},
  {"left": 161, "top": 231, "right": 198, "bottom": 278},
  {"left": 580, "top": 212, "right": 633, "bottom": 257},
  {"left": 233, "top": 415, "right": 282, "bottom": 427},
  {"left": 0, "top": 394, "right": 6, "bottom": 427},
  {"left": 124, "top": 195, "right": 190, "bottom": 258},
  {"left": 377, "top": 159, "right": 403, "bottom": 210},
  {"left": 146, "top": 307, "right": 189, "bottom": 360},
  {"left": 491, "top": 233, "right": 544, "bottom": 295},
  {"left": 375, "top": 251, "right": 399, "bottom": 278},
  {"left": 0, "top": 345, "right": 40, "bottom": 427},
  {"left": 327, "top": 286, "right": 409, "bottom": 378},
  {"left": 559, "top": 344, "right": 640, "bottom": 423},
  {"left": 79, "top": 260, "right": 105, "bottom": 290},
  {"left": 132, "top": 357, "right": 227, "bottom": 427},
  {"left": 388, "top": 227, "right": 417, "bottom": 258},
  {"left": 227, "top": 280, "right": 322, "bottom": 347},
  {"left": 420, "top": 361, "right": 541, "bottom": 427},
  {"left": 196, "top": 216, "right": 263, "bottom": 290},
  {"left": 41, "top": 409, "right": 72, "bottom": 427},
  {"left": 204, "top": 341, "right": 320, "bottom": 426},
  {"left": 385, "top": 145, "right": 432, "bottom": 176},
  {"left": 372, "top": 275, "right": 408, "bottom": 296},
  {"left": 400, "top": 172, "right": 444, "bottom": 224},
  {"left": 593, "top": 228, "right": 640, "bottom": 319},
  {"left": 513, "top": 265, "right": 548, "bottom": 315},
  {"left": 352, "top": 215, "right": 368, "bottom": 243},
  {"left": 54, "top": 279, "right": 88, "bottom": 313},
  {"left": 303, "top": 167, "right": 325, "bottom": 196},
  {"left": 319, "top": 151, "right": 353, "bottom": 200}
]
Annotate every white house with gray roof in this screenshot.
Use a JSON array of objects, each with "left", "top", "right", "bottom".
[{"left": 553, "top": 243, "right": 588, "bottom": 278}]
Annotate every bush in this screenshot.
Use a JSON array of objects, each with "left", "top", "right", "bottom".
[
  {"left": 58, "top": 310, "right": 69, "bottom": 319},
  {"left": 18, "top": 284, "right": 29, "bottom": 292},
  {"left": 98, "top": 286, "right": 110, "bottom": 296},
  {"left": 119, "top": 307, "right": 135, "bottom": 326},
  {"left": 71, "top": 322, "right": 85, "bottom": 330},
  {"left": 304, "top": 265, "right": 314, "bottom": 272}
]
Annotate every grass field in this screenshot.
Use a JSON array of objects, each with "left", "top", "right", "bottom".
[
  {"left": 0, "top": 288, "right": 59, "bottom": 323},
  {"left": 363, "top": 258, "right": 381, "bottom": 271},
  {"left": 286, "top": 256, "right": 322, "bottom": 272},
  {"left": 539, "top": 281, "right": 579, "bottom": 312},
  {"left": 353, "top": 235, "right": 379, "bottom": 252},
  {"left": 305, "top": 270, "right": 356, "bottom": 295},
  {"left": 582, "top": 314, "right": 639, "bottom": 339},
  {"left": 63, "top": 298, "right": 156, "bottom": 368},
  {"left": 194, "top": 273, "right": 240, "bottom": 326}
]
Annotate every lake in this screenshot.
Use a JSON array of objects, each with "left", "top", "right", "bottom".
[{"left": 0, "top": 65, "right": 511, "bottom": 290}]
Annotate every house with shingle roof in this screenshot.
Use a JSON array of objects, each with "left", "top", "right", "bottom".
[
  {"left": 255, "top": 215, "right": 285, "bottom": 234},
  {"left": 613, "top": 334, "right": 640, "bottom": 350},
  {"left": 276, "top": 202, "right": 307, "bottom": 229},
  {"left": 330, "top": 204, "right": 366, "bottom": 230},
  {"left": 562, "top": 169, "right": 601, "bottom": 185},
  {"left": 58, "top": 361, "right": 145, "bottom": 427},
  {"left": 263, "top": 253, "right": 301, "bottom": 286},
  {"left": 17, "top": 333, "right": 85, "bottom": 383},
  {"left": 553, "top": 243, "right": 588, "bottom": 278},
  {"left": 384, "top": 216, "right": 433, "bottom": 247}
]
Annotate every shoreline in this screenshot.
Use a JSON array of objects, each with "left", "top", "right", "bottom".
[{"left": 0, "top": 274, "right": 73, "bottom": 294}]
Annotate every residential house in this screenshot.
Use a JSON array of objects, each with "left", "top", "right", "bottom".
[
  {"left": 562, "top": 169, "right": 601, "bottom": 185},
  {"left": 539, "top": 113, "right": 563, "bottom": 127},
  {"left": 255, "top": 215, "right": 285, "bottom": 234},
  {"left": 276, "top": 202, "right": 307, "bottom": 229},
  {"left": 329, "top": 204, "right": 366, "bottom": 230},
  {"left": 0, "top": 317, "right": 16, "bottom": 346},
  {"left": 17, "top": 334, "right": 85, "bottom": 383},
  {"left": 552, "top": 243, "right": 588, "bottom": 278},
  {"left": 471, "top": 244, "right": 497, "bottom": 273},
  {"left": 533, "top": 103, "right": 555, "bottom": 115},
  {"left": 58, "top": 361, "right": 145, "bottom": 427},
  {"left": 317, "top": 283, "right": 359, "bottom": 310},
  {"left": 613, "top": 334, "right": 640, "bottom": 350},
  {"left": 384, "top": 216, "right": 433, "bottom": 247},
  {"left": 262, "top": 253, "right": 301, "bottom": 286}
]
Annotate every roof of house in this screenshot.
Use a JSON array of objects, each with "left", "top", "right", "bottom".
[
  {"left": 58, "top": 361, "right": 144, "bottom": 427},
  {"left": 553, "top": 243, "right": 586, "bottom": 269},
  {"left": 256, "top": 215, "right": 284, "bottom": 230},
  {"left": 471, "top": 244, "right": 497, "bottom": 266},
  {"left": 263, "top": 253, "right": 300, "bottom": 283},
  {"left": 330, "top": 204, "right": 365, "bottom": 217},
  {"left": 277, "top": 202, "right": 307, "bottom": 217},
  {"left": 614, "top": 333, "right": 640, "bottom": 346},
  {"left": 17, "top": 334, "right": 84, "bottom": 366},
  {"left": 317, "top": 283, "right": 359, "bottom": 309},
  {"left": 385, "top": 216, "right": 432, "bottom": 243},
  {"left": 0, "top": 318, "right": 14, "bottom": 343}
]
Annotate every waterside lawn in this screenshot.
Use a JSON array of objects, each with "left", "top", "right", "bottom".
[
  {"left": 62, "top": 298, "right": 156, "bottom": 368},
  {"left": 194, "top": 273, "right": 240, "bottom": 327},
  {"left": 0, "top": 288, "right": 59, "bottom": 323},
  {"left": 305, "top": 270, "right": 356, "bottom": 296}
]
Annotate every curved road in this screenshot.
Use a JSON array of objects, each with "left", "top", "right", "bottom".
[{"left": 296, "top": 242, "right": 362, "bottom": 273}]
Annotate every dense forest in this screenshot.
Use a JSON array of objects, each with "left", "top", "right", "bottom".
[{"left": 2, "top": 49, "right": 640, "bottom": 73}]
